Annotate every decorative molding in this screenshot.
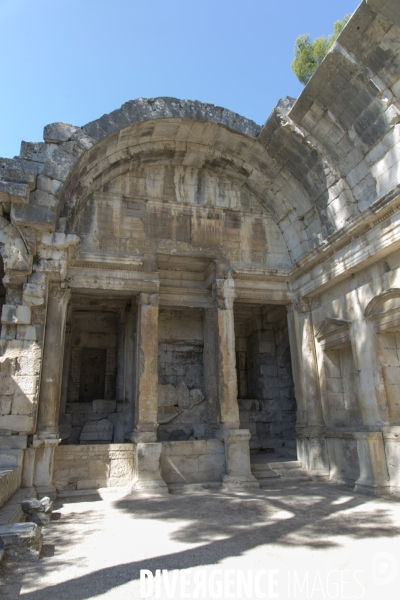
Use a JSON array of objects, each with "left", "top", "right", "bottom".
[
  {"left": 365, "top": 288, "right": 400, "bottom": 332},
  {"left": 315, "top": 317, "right": 351, "bottom": 351}
]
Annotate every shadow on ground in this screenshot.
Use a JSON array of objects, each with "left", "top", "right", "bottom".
[{"left": 1, "top": 479, "right": 399, "bottom": 599}]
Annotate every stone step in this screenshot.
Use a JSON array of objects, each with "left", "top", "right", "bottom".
[
  {"left": 251, "top": 469, "right": 279, "bottom": 479},
  {"left": 168, "top": 482, "right": 222, "bottom": 494},
  {"left": 257, "top": 477, "right": 281, "bottom": 487},
  {"left": 0, "top": 522, "right": 43, "bottom": 561},
  {"left": 251, "top": 459, "right": 309, "bottom": 481},
  {"left": 0, "top": 486, "right": 36, "bottom": 525},
  {"left": 56, "top": 486, "right": 131, "bottom": 499},
  {"left": 0, "top": 467, "right": 22, "bottom": 511},
  {"left": 267, "top": 460, "right": 303, "bottom": 470}
]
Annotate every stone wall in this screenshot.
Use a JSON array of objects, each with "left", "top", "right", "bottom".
[
  {"left": 0, "top": 0, "right": 400, "bottom": 498},
  {"left": 160, "top": 440, "right": 225, "bottom": 484},
  {"left": 157, "top": 308, "right": 206, "bottom": 441},
  {"left": 53, "top": 444, "right": 135, "bottom": 491}
]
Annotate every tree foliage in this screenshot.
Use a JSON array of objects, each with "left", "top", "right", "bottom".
[{"left": 291, "top": 15, "right": 352, "bottom": 85}]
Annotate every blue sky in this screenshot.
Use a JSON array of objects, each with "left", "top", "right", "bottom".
[{"left": 1, "top": 0, "right": 359, "bottom": 158}]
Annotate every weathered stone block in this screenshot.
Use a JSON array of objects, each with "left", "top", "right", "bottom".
[
  {"left": 11, "top": 204, "right": 56, "bottom": 231},
  {"left": 92, "top": 400, "right": 116, "bottom": 413},
  {"left": 0, "top": 375, "right": 15, "bottom": 396},
  {"left": 0, "top": 522, "right": 42, "bottom": 560},
  {"left": 0, "top": 415, "right": 34, "bottom": 433},
  {"left": 0, "top": 397, "right": 12, "bottom": 415},
  {"left": 80, "top": 419, "right": 113, "bottom": 442},
  {"left": 0, "top": 181, "right": 29, "bottom": 204},
  {"left": 11, "top": 394, "right": 35, "bottom": 416},
  {"left": 1, "top": 305, "right": 31, "bottom": 326},
  {"left": 22, "top": 283, "right": 46, "bottom": 307},
  {"left": 43, "top": 122, "right": 76, "bottom": 144}
]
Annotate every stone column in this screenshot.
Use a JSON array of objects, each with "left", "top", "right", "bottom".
[
  {"left": 287, "top": 298, "right": 328, "bottom": 477},
  {"left": 34, "top": 283, "right": 71, "bottom": 497},
  {"left": 130, "top": 293, "right": 167, "bottom": 493},
  {"left": 213, "top": 276, "right": 258, "bottom": 489},
  {"left": 130, "top": 293, "right": 159, "bottom": 443}
]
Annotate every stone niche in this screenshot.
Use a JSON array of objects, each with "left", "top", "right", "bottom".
[
  {"left": 60, "top": 309, "right": 119, "bottom": 444},
  {"left": 235, "top": 304, "right": 296, "bottom": 455},
  {"left": 157, "top": 307, "right": 206, "bottom": 442}
]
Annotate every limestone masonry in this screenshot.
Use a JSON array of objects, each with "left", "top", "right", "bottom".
[{"left": 1, "top": 0, "right": 400, "bottom": 517}]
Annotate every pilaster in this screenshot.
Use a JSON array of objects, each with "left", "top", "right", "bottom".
[{"left": 130, "top": 293, "right": 159, "bottom": 444}]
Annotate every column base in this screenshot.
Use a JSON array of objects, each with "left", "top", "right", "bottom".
[
  {"left": 131, "top": 479, "right": 169, "bottom": 496},
  {"left": 354, "top": 476, "right": 391, "bottom": 497},
  {"left": 222, "top": 429, "right": 260, "bottom": 490},
  {"left": 32, "top": 438, "right": 60, "bottom": 497},
  {"left": 353, "top": 432, "right": 390, "bottom": 496},
  {"left": 131, "top": 442, "right": 168, "bottom": 496}
]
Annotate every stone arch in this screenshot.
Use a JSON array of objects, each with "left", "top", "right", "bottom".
[{"left": 53, "top": 106, "right": 353, "bottom": 264}]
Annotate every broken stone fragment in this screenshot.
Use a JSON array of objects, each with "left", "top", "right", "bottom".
[
  {"left": 28, "top": 512, "right": 51, "bottom": 527},
  {"left": 0, "top": 522, "right": 43, "bottom": 560},
  {"left": 158, "top": 384, "right": 177, "bottom": 407},
  {"left": 21, "top": 496, "right": 53, "bottom": 515}
]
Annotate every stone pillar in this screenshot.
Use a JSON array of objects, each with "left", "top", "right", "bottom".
[
  {"left": 382, "top": 426, "right": 400, "bottom": 496},
  {"left": 222, "top": 429, "right": 259, "bottom": 490},
  {"left": 213, "top": 278, "right": 240, "bottom": 429},
  {"left": 34, "top": 283, "right": 71, "bottom": 497},
  {"left": 287, "top": 298, "right": 328, "bottom": 477},
  {"left": 130, "top": 293, "right": 159, "bottom": 443},
  {"left": 130, "top": 293, "right": 167, "bottom": 493},
  {"left": 203, "top": 308, "right": 219, "bottom": 436},
  {"left": 350, "top": 317, "right": 389, "bottom": 426},
  {"left": 113, "top": 306, "right": 127, "bottom": 443},
  {"left": 350, "top": 315, "right": 390, "bottom": 494},
  {"left": 213, "top": 276, "right": 258, "bottom": 489},
  {"left": 132, "top": 442, "right": 168, "bottom": 495},
  {"left": 354, "top": 432, "right": 390, "bottom": 496}
]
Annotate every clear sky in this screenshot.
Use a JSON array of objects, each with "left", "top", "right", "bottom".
[{"left": 1, "top": 0, "right": 359, "bottom": 158}]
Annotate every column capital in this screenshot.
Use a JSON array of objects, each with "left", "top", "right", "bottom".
[
  {"left": 137, "top": 293, "right": 159, "bottom": 307},
  {"left": 289, "top": 296, "right": 311, "bottom": 314},
  {"left": 212, "top": 278, "right": 235, "bottom": 310},
  {"left": 49, "top": 282, "right": 72, "bottom": 302}
]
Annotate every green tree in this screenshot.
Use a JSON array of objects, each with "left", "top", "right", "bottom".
[{"left": 291, "top": 15, "right": 352, "bottom": 85}]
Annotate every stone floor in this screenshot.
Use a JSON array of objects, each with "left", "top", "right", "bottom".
[{"left": 0, "top": 480, "right": 400, "bottom": 599}]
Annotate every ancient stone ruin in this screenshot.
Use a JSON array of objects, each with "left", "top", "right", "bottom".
[{"left": 1, "top": 0, "right": 400, "bottom": 547}]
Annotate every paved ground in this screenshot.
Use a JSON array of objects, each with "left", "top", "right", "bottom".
[{"left": 1, "top": 479, "right": 400, "bottom": 599}]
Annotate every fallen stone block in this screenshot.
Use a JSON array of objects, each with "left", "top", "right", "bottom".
[
  {"left": 28, "top": 512, "right": 51, "bottom": 527},
  {"left": 21, "top": 496, "right": 53, "bottom": 516},
  {"left": 0, "top": 522, "right": 42, "bottom": 560}
]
